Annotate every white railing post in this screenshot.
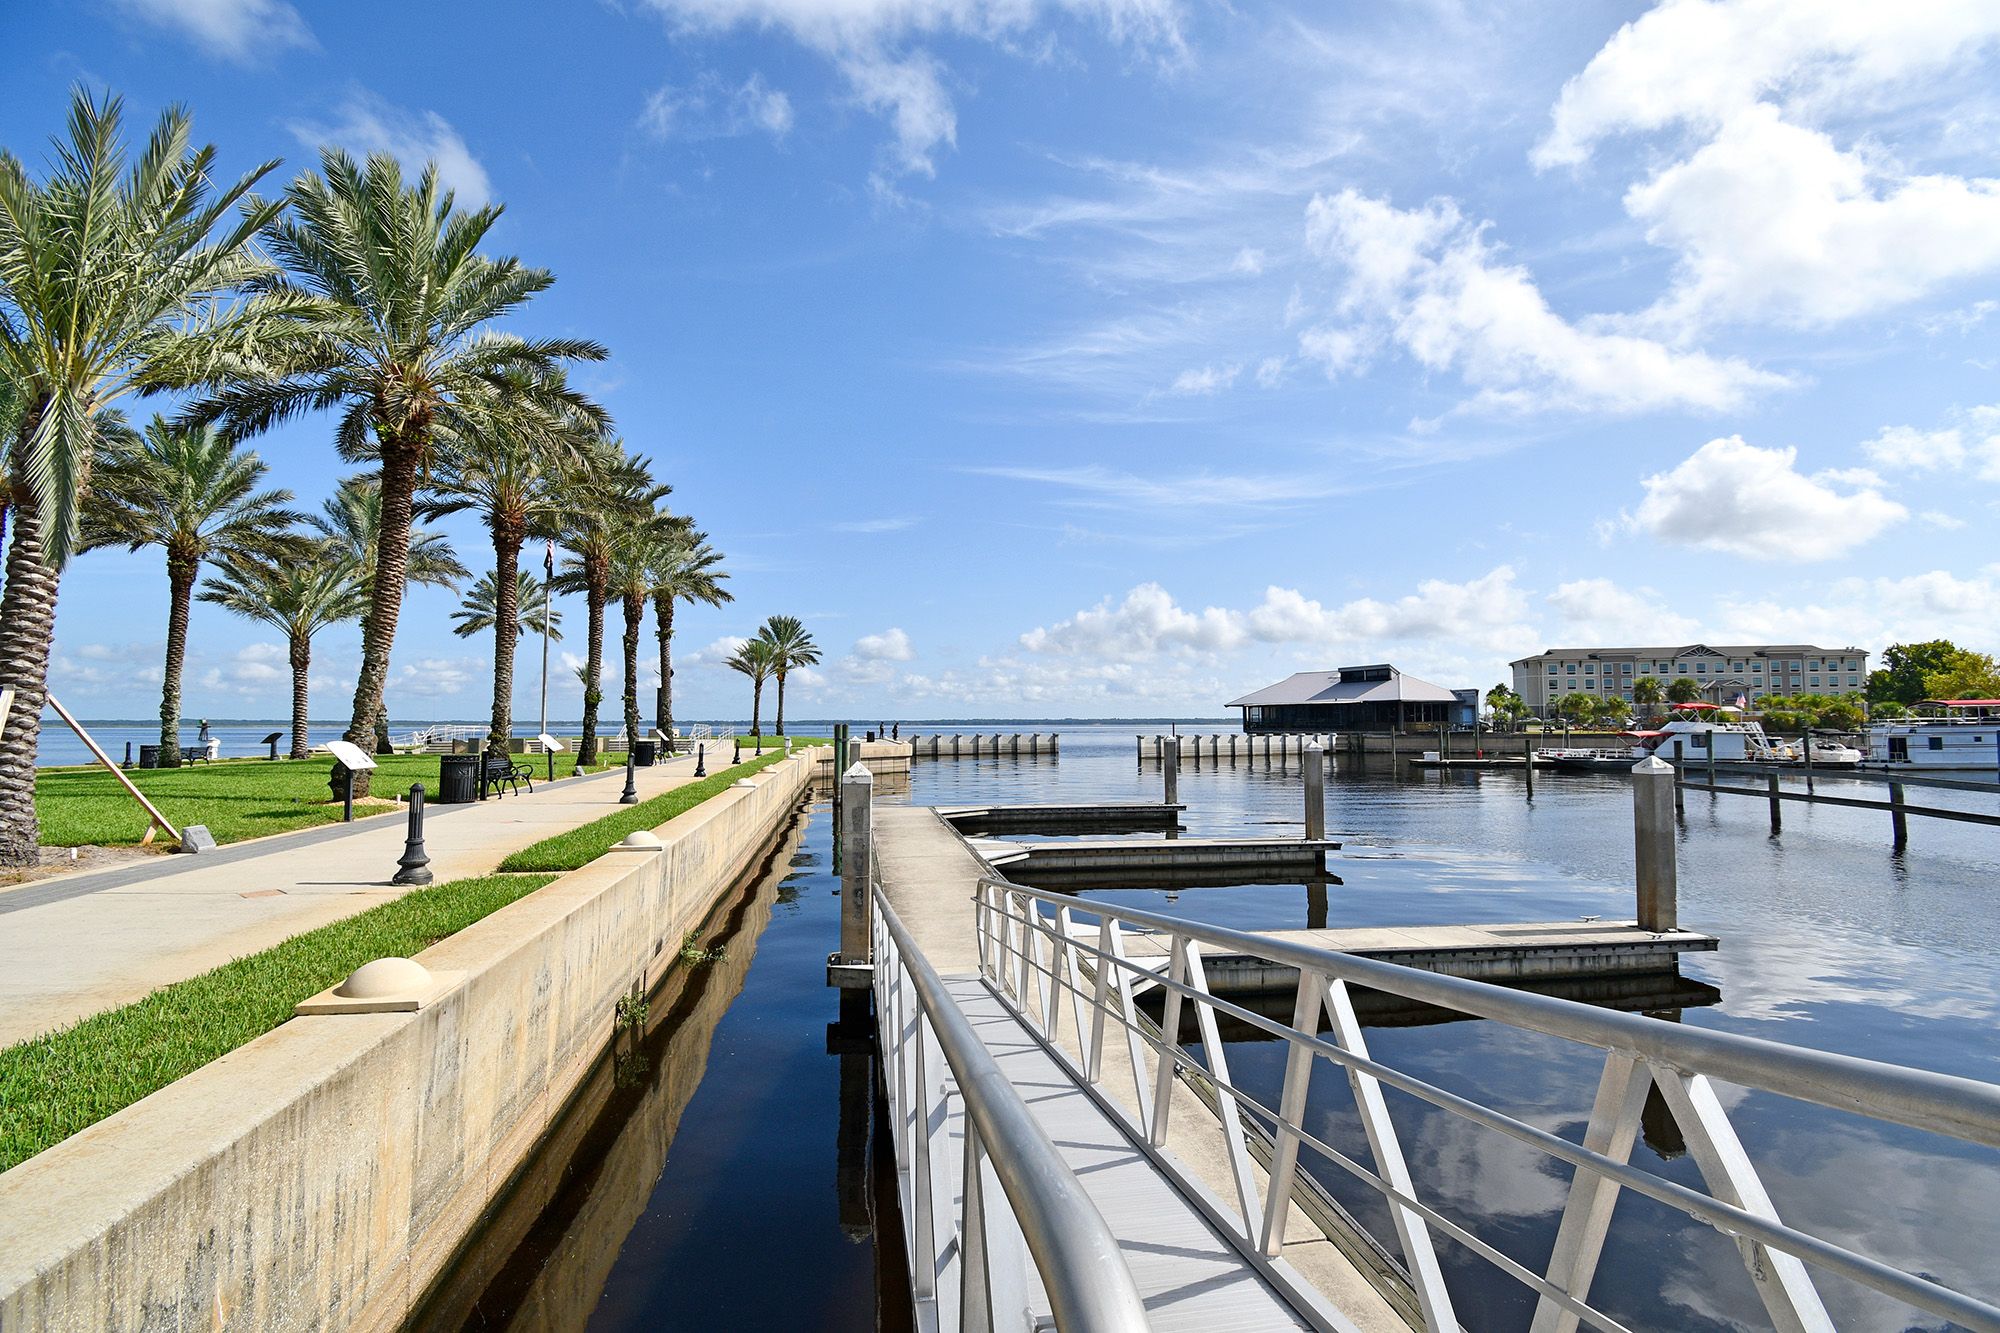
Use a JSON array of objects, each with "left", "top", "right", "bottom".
[
  {"left": 1530, "top": 1051, "right": 1652, "bottom": 1333},
  {"left": 1260, "top": 967, "right": 1329, "bottom": 1255}
]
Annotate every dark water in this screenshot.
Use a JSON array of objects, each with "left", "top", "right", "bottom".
[
  {"left": 414, "top": 801, "right": 913, "bottom": 1332},
  {"left": 898, "top": 726, "right": 2000, "bottom": 1332}
]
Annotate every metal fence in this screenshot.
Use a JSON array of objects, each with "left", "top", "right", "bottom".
[
  {"left": 871, "top": 887, "right": 1151, "bottom": 1333},
  {"left": 974, "top": 877, "right": 2000, "bottom": 1333}
]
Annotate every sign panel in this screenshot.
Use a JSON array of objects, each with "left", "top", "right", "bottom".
[
  {"left": 537, "top": 732, "right": 567, "bottom": 752},
  {"left": 324, "top": 739, "right": 378, "bottom": 771}
]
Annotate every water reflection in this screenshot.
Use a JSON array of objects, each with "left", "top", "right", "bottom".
[{"left": 411, "top": 804, "right": 913, "bottom": 1333}]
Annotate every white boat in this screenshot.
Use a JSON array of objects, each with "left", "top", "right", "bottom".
[
  {"left": 1799, "top": 737, "right": 1864, "bottom": 769},
  {"left": 1633, "top": 709, "right": 1794, "bottom": 766},
  {"left": 1866, "top": 701, "right": 2000, "bottom": 773}
]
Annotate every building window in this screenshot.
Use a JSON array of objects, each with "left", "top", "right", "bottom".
[
  {"left": 1929, "top": 737, "right": 1945, "bottom": 751},
  {"left": 1809, "top": 677, "right": 1820, "bottom": 687},
  {"left": 1677, "top": 664, "right": 1688, "bottom": 674},
  {"left": 1696, "top": 664, "right": 1707, "bottom": 674},
  {"left": 1848, "top": 676, "right": 1858, "bottom": 686},
  {"left": 1621, "top": 663, "right": 1632, "bottom": 674}
]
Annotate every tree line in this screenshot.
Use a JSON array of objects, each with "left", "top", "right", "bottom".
[{"left": 0, "top": 89, "right": 814, "bottom": 866}]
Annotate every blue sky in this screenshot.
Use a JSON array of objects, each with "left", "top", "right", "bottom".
[{"left": 6, "top": 0, "right": 2000, "bottom": 722}]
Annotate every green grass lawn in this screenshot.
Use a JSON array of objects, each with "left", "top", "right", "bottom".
[
  {"left": 499, "top": 748, "right": 797, "bottom": 872},
  {"left": 33, "top": 750, "right": 615, "bottom": 849},
  {"left": 0, "top": 871, "right": 557, "bottom": 1172}
]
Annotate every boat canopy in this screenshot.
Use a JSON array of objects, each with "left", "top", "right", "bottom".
[
  {"left": 1621, "top": 730, "right": 1667, "bottom": 738},
  {"left": 1668, "top": 702, "right": 1720, "bottom": 711},
  {"left": 1920, "top": 699, "right": 2000, "bottom": 708}
]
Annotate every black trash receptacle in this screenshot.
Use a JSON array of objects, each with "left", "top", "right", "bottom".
[
  {"left": 137, "top": 744, "right": 161, "bottom": 769},
  {"left": 633, "top": 739, "right": 657, "bottom": 767},
  {"left": 437, "top": 753, "right": 481, "bottom": 803}
]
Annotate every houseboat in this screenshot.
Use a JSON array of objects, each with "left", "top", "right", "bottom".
[
  {"left": 1542, "top": 705, "right": 1856, "bottom": 771},
  {"left": 1866, "top": 701, "right": 2000, "bottom": 773}
]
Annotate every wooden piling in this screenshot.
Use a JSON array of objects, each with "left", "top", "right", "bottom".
[
  {"left": 1890, "top": 782, "right": 1908, "bottom": 848},
  {"left": 1767, "top": 773, "right": 1782, "bottom": 835}
]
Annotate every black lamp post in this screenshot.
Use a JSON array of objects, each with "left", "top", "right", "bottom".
[{"left": 393, "top": 784, "right": 433, "bottom": 885}]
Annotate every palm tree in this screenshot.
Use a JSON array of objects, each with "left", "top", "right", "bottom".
[
  {"left": 424, "top": 370, "right": 598, "bottom": 757},
  {"left": 452, "top": 570, "right": 561, "bottom": 644},
  {"left": 199, "top": 543, "right": 367, "bottom": 757},
  {"left": 757, "top": 615, "right": 820, "bottom": 737},
  {"left": 311, "top": 474, "right": 467, "bottom": 596},
  {"left": 0, "top": 91, "right": 282, "bottom": 863},
  {"left": 1632, "top": 675, "right": 1666, "bottom": 722},
  {"left": 193, "top": 150, "right": 606, "bottom": 792},
  {"left": 79, "top": 419, "right": 301, "bottom": 765},
  {"left": 553, "top": 443, "right": 661, "bottom": 764},
  {"left": 648, "top": 534, "right": 730, "bottom": 744},
  {"left": 725, "top": 637, "right": 778, "bottom": 739}
]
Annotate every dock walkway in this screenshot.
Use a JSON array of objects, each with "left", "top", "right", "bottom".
[{"left": 872, "top": 805, "right": 1407, "bottom": 1332}]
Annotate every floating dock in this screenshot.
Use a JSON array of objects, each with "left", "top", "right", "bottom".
[
  {"left": 1139, "top": 732, "right": 1330, "bottom": 763},
  {"left": 968, "top": 835, "right": 1340, "bottom": 879},
  {"left": 1405, "top": 756, "right": 1530, "bottom": 770},
  {"left": 1113, "top": 919, "right": 1717, "bottom": 991},
  {"left": 936, "top": 801, "right": 1182, "bottom": 835}
]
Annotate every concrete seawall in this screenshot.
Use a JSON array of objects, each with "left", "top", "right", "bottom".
[{"left": 0, "top": 750, "right": 816, "bottom": 1333}]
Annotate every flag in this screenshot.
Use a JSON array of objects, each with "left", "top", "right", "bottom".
[
  {"left": 1734, "top": 693, "right": 1749, "bottom": 709},
  {"left": 544, "top": 539, "right": 555, "bottom": 575}
]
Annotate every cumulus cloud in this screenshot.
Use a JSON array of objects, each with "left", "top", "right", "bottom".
[
  {"left": 1717, "top": 566, "right": 2000, "bottom": 650},
  {"left": 292, "top": 95, "right": 493, "bottom": 205},
  {"left": 640, "top": 72, "right": 795, "bottom": 141},
  {"left": 1626, "top": 435, "right": 1907, "bottom": 560},
  {"left": 111, "top": 0, "right": 312, "bottom": 61},
  {"left": 1018, "top": 568, "right": 1534, "bottom": 666},
  {"left": 1538, "top": 1, "right": 2000, "bottom": 331},
  {"left": 390, "top": 656, "right": 482, "bottom": 699},
  {"left": 1299, "top": 189, "right": 1788, "bottom": 415},
  {"left": 1626, "top": 106, "right": 2000, "bottom": 330},
  {"left": 854, "top": 627, "right": 915, "bottom": 661}
]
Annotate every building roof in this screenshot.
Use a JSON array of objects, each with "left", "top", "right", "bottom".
[
  {"left": 1227, "top": 665, "right": 1461, "bottom": 709},
  {"left": 1509, "top": 642, "right": 1866, "bottom": 666}
]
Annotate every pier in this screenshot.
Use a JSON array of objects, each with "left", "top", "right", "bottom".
[
  {"left": 937, "top": 800, "right": 1182, "bottom": 834},
  {"left": 846, "top": 772, "right": 2000, "bottom": 1333},
  {"left": 1139, "top": 732, "right": 1330, "bottom": 763}
]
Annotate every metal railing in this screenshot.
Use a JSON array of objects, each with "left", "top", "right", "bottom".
[
  {"left": 974, "top": 877, "right": 2000, "bottom": 1333},
  {"left": 872, "top": 887, "right": 1150, "bottom": 1333}
]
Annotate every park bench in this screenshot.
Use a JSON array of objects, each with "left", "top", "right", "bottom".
[
  {"left": 483, "top": 753, "right": 534, "bottom": 797},
  {"left": 180, "top": 745, "right": 214, "bottom": 764}
]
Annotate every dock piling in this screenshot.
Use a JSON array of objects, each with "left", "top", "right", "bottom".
[
  {"left": 1766, "top": 773, "right": 1782, "bottom": 835},
  {"left": 1163, "top": 737, "right": 1179, "bottom": 807},
  {"left": 1304, "top": 744, "right": 1325, "bottom": 843},
  {"left": 1522, "top": 734, "right": 1534, "bottom": 796},
  {"left": 1890, "top": 782, "right": 1908, "bottom": 849},
  {"left": 1671, "top": 740, "right": 1686, "bottom": 817},
  {"left": 840, "top": 763, "right": 874, "bottom": 964},
  {"left": 1633, "top": 756, "right": 1678, "bottom": 931}
]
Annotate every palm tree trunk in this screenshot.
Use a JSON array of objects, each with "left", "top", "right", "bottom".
[
  {"left": 774, "top": 668, "right": 787, "bottom": 736},
  {"left": 488, "top": 526, "right": 522, "bottom": 758},
  {"left": 288, "top": 632, "right": 312, "bottom": 759},
  {"left": 652, "top": 593, "right": 675, "bottom": 741},
  {"left": 751, "top": 679, "right": 763, "bottom": 737},
  {"left": 342, "top": 434, "right": 422, "bottom": 795},
  {"left": 621, "top": 592, "right": 643, "bottom": 750},
  {"left": 578, "top": 575, "right": 606, "bottom": 765},
  {"left": 0, "top": 418, "right": 61, "bottom": 867},
  {"left": 157, "top": 557, "right": 196, "bottom": 769}
]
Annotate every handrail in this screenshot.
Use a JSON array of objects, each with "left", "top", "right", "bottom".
[
  {"left": 981, "top": 877, "right": 2000, "bottom": 1149},
  {"left": 874, "top": 889, "right": 1151, "bottom": 1333},
  {"left": 976, "top": 876, "right": 2000, "bottom": 1333}
]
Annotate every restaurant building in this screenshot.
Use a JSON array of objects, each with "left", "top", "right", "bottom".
[{"left": 1227, "top": 664, "right": 1463, "bottom": 733}]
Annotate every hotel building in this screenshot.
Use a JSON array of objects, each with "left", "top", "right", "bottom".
[{"left": 1508, "top": 644, "right": 1870, "bottom": 714}]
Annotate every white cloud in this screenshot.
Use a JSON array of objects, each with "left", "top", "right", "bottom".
[
  {"left": 973, "top": 463, "right": 1353, "bottom": 511},
  {"left": 833, "top": 516, "right": 918, "bottom": 533},
  {"left": 111, "top": 0, "right": 311, "bottom": 61},
  {"left": 854, "top": 627, "right": 915, "bottom": 661},
  {"left": 1253, "top": 356, "right": 1286, "bottom": 388},
  {"left": 1626, "top": 435, "right": 1907, "bottom": 560},
  {"left": 1018, "top": 568, "right": 1534, "bottom": 666},
  {"left": 1231, "top": 247, "right": 1266, "bottom": 275},
  {"left": 390, "top": 656, "right": 482, "bottom": 699},
  {"left": 1717, "top": 566, "right": 2000, "bottom": 651},
  {"left": 292, "top": 95, "right": 493, "bottom": 206},
  {"left": 1536, "top": 1, "right": 2000, "bottom": 168},
  {"left": 1167, "top": 362, "right": 1240, "bottom": 396},
  {"left": 638, "top": 0, "right": 1181, "bottom": 179},
  {"left": 1537, "top": 2, "right": 2000, "bottom": 331},
  {"left": 1920, "top": 510, "right": 1967, "bottom": 530},
  {"left": 1625, "top": 105, "right": 2000, "bottom": 330},
  {"left": 1300, "top": 189, "right": 1789, "bottom": 415},
  {"left": 1862, "top": 406, "right": 2000, "bottom": 479},
  {"left": 1546, "top": 579, "right": 1699, "bottom": 645},
  {"left": 640, "top": 72, "right": 795, "bottom": 141}
]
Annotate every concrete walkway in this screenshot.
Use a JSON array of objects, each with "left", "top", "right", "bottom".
[{"left": 0, "top": 753, "right": 716, "bottom": 1047}]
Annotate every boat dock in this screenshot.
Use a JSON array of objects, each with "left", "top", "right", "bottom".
[
  {"left": 968, "top": 835, "right": 1340, "bottom": 878},
  {"left": 935, "top": 800, "right": 1181, "bottom": 835},
  {"left": 906, "top": 732, "right": 1058, "bottom": 757},
  {"left": 1139, "top": 732, "right": 1330, "bottom": 763},
  {"left": 846, "top": 782, "right": 1998, "bottom": 1333}
]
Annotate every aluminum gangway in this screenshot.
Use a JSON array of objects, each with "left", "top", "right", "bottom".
[{"left": 850, "top": 783, "right": 2000, "bottom": 1333}]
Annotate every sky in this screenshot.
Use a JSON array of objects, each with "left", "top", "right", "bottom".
[{"left": 5, "top": 0, "right": 2000, "bottom": 724}]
